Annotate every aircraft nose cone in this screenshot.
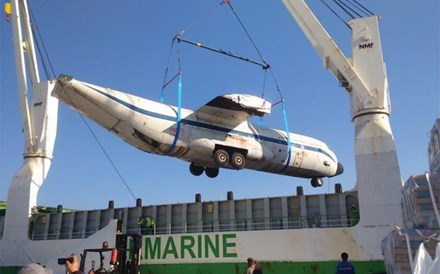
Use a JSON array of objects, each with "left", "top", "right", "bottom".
[{"left": 336, "top": 162, "right": 344, "bottom": 175}]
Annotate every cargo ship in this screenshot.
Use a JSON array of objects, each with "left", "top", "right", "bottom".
[{"left": 0, "top": 1, "right": 438, "bottom": 273}]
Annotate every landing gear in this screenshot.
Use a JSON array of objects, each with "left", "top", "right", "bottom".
[
  {"left": 189, "top": 148, "right": 247, "bottom": 178},
  {"left": 214, "top": 149, "right": 229, "bottom": 167},
  {"left": 311, "top": 178, "right": 323, "bottom": 188},
  {"left": 231, "top": 152, "right": 246, "bottom": 169},
  {"left": 205, "top": 167, "right": 219, "bottom": 178},
  {"left": 189, "top": 163, "right": 204, "bottom": 176},
  {"left": 189, "top": 163, "right": 219, "bottom": 178},
  {"left": 214, "top": 149, "right": 246, "bottom": 170}
]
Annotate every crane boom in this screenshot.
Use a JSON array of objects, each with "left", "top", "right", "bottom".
[
  {"left": 11, "top": 0, "right": 59, "bottom": 157},
  {"left": 12, "top": 0, "right": 36, "bottom": 152},
  {"left": 282, "top": 0, "right": 390, "bottom": 118}
]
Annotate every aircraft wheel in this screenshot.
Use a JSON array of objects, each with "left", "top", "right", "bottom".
[
  {"left": 205, "top": 167, "right": 219, "bottom": 178},
  {"left": 311, "top": 178, "right": 323, "bottom": 188},
  {"left": 231, "top": 152, "right": 246, "bottom": 169},
  {"left": 189, "top": 163, "right": 204, "bottom": 176},
  {"left": 214, "top": 149, "right": 229, "bottom": 167}
]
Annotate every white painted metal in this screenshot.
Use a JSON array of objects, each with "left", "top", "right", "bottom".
[
  {"left": 1, "top": 0, "right": 59, "bottom": 265},
  {"left": 140, "top": 229, "right": 383, "bottom": 264},
  {"left": 0, "top": 1, "right": 119, "bottom": 269},
  {"left": 282, "top": 0, "right": 373, "bottom": 112},
  {"left": 282, "top": 0, "right": 403, "bottom": 259}
]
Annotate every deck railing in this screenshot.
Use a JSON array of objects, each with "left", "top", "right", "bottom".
[{"left": 23, "top": 214, "right": 358, "bottom": 240}]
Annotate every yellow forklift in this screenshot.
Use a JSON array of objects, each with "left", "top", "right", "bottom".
[{"left": 78, "top": 234, "right": 142, "bottom": 274}]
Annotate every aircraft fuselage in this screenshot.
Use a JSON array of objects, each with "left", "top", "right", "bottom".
[{"left": 54, "top": 75, "right": 343, "bottom": 186}]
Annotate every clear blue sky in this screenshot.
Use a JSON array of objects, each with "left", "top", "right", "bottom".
[{"left": 1, "top": 1, "right": 439, "bottom": 210}]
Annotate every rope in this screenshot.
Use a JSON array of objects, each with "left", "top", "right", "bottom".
[
  {"left": 27, "top": 3, "right": 138, "bottom": 200},
  {"left": 268, "top": 68, "right": 283, "bottom": 101},
  {"left": 173, "top": 0, "right": 271, "bottom": 70},
  {"left": 319, "top": 0, "right": 350, "bottom": 28},
  {"left": 349, "top": 0, "right": 375, "bottom": 17},
  {"left": 161, "top": 37, "right": 182, "bottom": 102},
  {"left": 340, "top": 0, "right": 370, "bottom": 18},
  {"left": 225, "top": 1, "right": 269, "bottom": 69},
  {"left": 58, "top": 82, "right": 137, "bottom": 201},
  {"left": 163, "top": 0, "right": 292, "bottom": 167},
  {"left": 320, "top": 0, "right": 375, "bottom": 28},
  {"left": 160, "top": 40, "right": 176, "bottom": 103},
  {"left": 258, "top": 70, "right": 268, "bottom": 126},
  {"left": 333, "top": 0, "right": 357, "bottom": 20},
  {"left": 78, "top": 111, "right": 138, "bottom": 201},
  {"left": 28, "top": 1, "right": 56, "bottom": 80},
  {"left": 225, "top": 0, "right": 291, "bottom": 164},
  {"left": 178, "top": 0, "right": 226, "bottom": 36}
]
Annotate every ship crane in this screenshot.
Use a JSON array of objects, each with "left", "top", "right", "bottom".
[
  {"left": 282, "top": 0, "right": 403, "bottom": 229},
  {"left": 1, "top": 0, "right": 59, "bottom": 265}
]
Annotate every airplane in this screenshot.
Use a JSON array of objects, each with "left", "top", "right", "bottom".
[{"left": 53, "top": 74, "right": 343, "bottom": 187}]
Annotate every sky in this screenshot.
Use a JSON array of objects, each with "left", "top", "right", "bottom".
[{"left": 1, "top": 1, "right": 439, "bottom": 210}]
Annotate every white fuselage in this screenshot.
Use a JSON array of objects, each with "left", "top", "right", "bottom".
[{"left": 54, "top": 75, "right": 342, "bottom": 181}]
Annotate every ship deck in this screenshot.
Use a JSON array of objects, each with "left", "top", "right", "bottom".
[{"left": 0, "top": 187, "right": 359, "bottom": 240}]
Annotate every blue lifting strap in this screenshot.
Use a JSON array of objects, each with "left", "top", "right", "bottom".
[
  {"left": 164, "top": 74, "right": 182, "bottom": 155},
  {"left": 280, "top": 100, "right": 292, "bottom": 171}
]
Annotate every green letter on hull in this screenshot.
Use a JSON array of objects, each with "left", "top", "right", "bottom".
[
  {"left": 181, "top": 236, "right": 196, "bottom": 259},
  {"left": 145, "top": 238, "right": 161, "bottom": 259}
]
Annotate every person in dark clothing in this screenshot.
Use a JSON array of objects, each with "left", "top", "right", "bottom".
[
  {"left": 336, "top": 252, "right": 355, "bottom": 274},
  {"left": 253, "top": 261, "right": 263, "bottom": 274}
]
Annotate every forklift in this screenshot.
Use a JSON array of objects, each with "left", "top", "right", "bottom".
[{"left": 79, "top": 234, "right": 142, "bottom": 274}]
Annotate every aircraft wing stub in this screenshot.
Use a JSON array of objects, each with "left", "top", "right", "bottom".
[{"left": 196, "top": 94, "right": 271, "bottom": 127}]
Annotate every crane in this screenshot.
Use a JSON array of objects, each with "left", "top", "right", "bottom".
[
  {"left": 282, "top": 0, "right": 403, "bottom": 230},
  {"left": 1, "top": 0, "right": 59, "bottom": 264}
]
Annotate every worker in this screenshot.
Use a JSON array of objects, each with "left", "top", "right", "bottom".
[
  {"left": 336, "top": 252, "right": 355, "bottom": 274},
  {"left": 138, "top": 216, "right": 155, "bottom": 234},
  {"left": 245, "top": 257, "right": 256, "bottom": 274}
]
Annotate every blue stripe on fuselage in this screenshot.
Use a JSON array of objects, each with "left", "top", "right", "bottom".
[{"left": 84, "top": 84, "right": 336, "bottom": 163}]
